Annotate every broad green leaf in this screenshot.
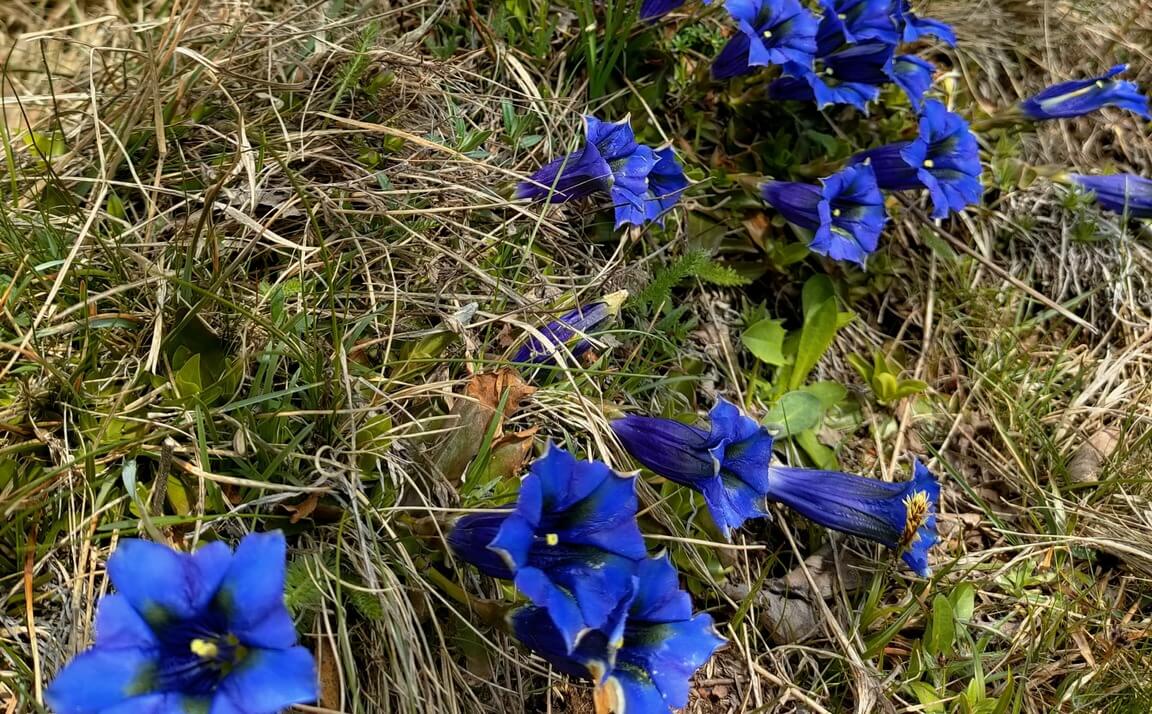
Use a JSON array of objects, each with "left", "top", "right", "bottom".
[
  {"left": 802, "top": 381, "right": 848, "bottom": 408},
  {"left": 927, "top": 593, "right": 955, "bottom": 658},
  {"left": 789, "top": 297, "right": 837, "bottom": 390},
  {"left": 795, "top": 429, "right": 836, "bottom": 469},
  {"left": 801, "top": 274, "right": 834, "bottom": 321},
  {"left": 950, "top": 582, "right": 976, "bottom": 622},
  {"left": 762, "top": 390, "right": 823, "bottom": 436},
  {"left": 742, "top": 318, "right": 788, "bottom": 366},
  {"left": 906, "top": 681, "right": 945, "bottom": 714}
]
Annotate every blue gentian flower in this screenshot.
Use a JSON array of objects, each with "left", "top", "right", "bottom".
[
  {"left": 1067, "top": 173, "right": 1152, "bottom": 219},
  {"left": 769, "top": 35, "right": 895, "bottom": 111},
  {"left": 447, "top": 509, "right": 516, "bottom": 579},
  {"left": 46, "top": 532, "right": 317, "bottom": 714},
  {"left": 889, "top": 54, "right": 936, "bottom": 109},
  {"left": 509, "top": 555, "right": 725, "bottom": 712},
  {"left": 850, "top": 99, "right": 983, "bottom": 218},
  {"left": 762, "top": 164, "right": 887, "bottom": 266},
  {"left": 488, "top": 444, "right": 647, "bottom": 651},
  {"left": 611, "top": 398, "right": 775, "bottom": 538},
  {"left": 645, "top": 147, "right": 690, "bottom": 225},
  {"left": 512, "top": 290, "right": 628, "bottom": 365},
  {"left": 893, "top": 0, "right": 956, "bottom": 46},
  {"left": 712, "top": 0, "right": 820, "bottom": 80},
  {"left": 1019, "top": 64, "right": 1151, "bottom": 121},
  {"left": 640, "top": 0, "right": 687, "bottom": 20},
  {"left": 818, "top": 0, "right": 898, "bottom": 44},
  {"left": 765, "top": 458, "right": 940, "bottom": 575}
]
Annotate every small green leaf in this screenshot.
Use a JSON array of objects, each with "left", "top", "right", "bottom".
[
  {"left": 762, "top": 391, "right": 823, "bottom": 436},
  {"left": 789, "top": 298, "right": 838, "bottom": 390},
  {"left": 907, "top": 681, "right": 945, "bottom": 714},
  {"left": 950, "top": 582, "right": 976, "bottom": 622},
  {"left": 927, "top": 593, "right": 956, "bottom": 658},
  {"left": 742, "top": 318, "right": 789, "bottom": 366}
]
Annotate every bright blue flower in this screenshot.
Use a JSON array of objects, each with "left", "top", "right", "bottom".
[
  {"left": 488, "top": 444, "right": 647, "bottom": 652},
  {"left": 1020, "top": 64, "right": 1151, "bottom": 121},
  {"left": 512, "top": 290, "right": 628, "bottom": 365},
  {"left": 762, "top": 164, "right": 887, "bottom": 266},
  {"left": 889, "top": 54, "right": 935, "bottom": 109},
  {"left": 611, "top": 398, "right": 775, "bottom": 538},
  {"left": 645, "top": 147, "right": 690, "bottom": 225},
  {"left": 447, "top": 510, "right": 516, "bottom": 579},
  {"left": 850, "top": 99, "right": 982, "bottom": 218},
  {"left": 765, "top": 458, "right": 940, "bottom": 575},
  {"left": 509, "top": 555, "right": 725, "bottom": 712},
  {"left": 893, "top": 0, "right": 956, "bottom": 46},
  {"left": 818, "top": 0, "right": 899, "bottom": 44},
  {"left": 1068, "top": 173, "right": 1152, "bottom": 219},
  {"left": 769, "top": 41, "right": 895, "bottom": 111},
  {"left": 712, "top": 0, "right": 820, "bottom": 80},
  {"left": 46, "top": 532, "right": 317, "bottom": 714}
]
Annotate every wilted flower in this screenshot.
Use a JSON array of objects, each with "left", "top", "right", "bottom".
[
  {"left": 645, "top": 147, "right": 691, "bottom": 225},
  {"left": 486, "top": 444, "right": 647, "bottom": 651},
  {"left": 766, "top": 458, "right": 940, "bottom": 575},
  {"left": 512, "top": 290, "right": 628, "bottom": 365},
  {"left": 611, "top": 398, "right": 775, "bottom": 538},
  {"left": 712, "top": 0, "right": 819, "bottom": 80},
  {"left": 888, "top": 54, "right": 936, "bottom": 109},
  {"left": 1019, "top": 64, "right": 1151, "bottom": 121},
  {"left": 1066, "top": 173, "right": 1152, "bottom": 219},
  {"left": 509, "top": 555, "right": 725, "bottom": 713},
  {"left": 762, "top": 164, "right": 887, "bottom": 266},
  {"left": 46, "top": 532, "right": 317, "bottom": 714},
  {"left": 893, "top": 0, "right": 956, "bottom": 46},
  {"left": 818, "top": 0, "right": 898, "bottom": 45},
  {"left": 769, "top": 18, "right": 895, "bottom": 112},
  {"left": 850, "top": 99, "right": 983, "bottom": 218}
]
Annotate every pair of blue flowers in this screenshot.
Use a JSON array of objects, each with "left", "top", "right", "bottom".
[
  {"left": 46, "top": 532, "right": 316, "bottom": 714},
  {"left": 516, "top": 116, "right": 690, "bottom": 230},
  {"left": 447, "top": 444, "right": 724, "bottom": 713}
]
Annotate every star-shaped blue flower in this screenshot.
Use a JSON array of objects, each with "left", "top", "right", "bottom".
[
  {"left": 1068, "top": 173, "right": 1152, "bottom": 219},
  {"left": 611, "top": 398, "right": 775, "bottom": 538},
  {"left": 818, "top": 0, "right": 899, "bottom": 45},
  {"left": 1020, "top": 64, "right": 1151, "bottom": 121},
  {"left": 889, "top": 54, "right": 936, "bottom": 109},
  {"left": 765, "top": 458, "right": 941, "bottom": 576},
  {"left": 762, "top": 164, "right": 887, "bottom": 266},
  {"left": 769, "top": 40, "right": 895, "bottom": 111},
  {"left": 46, "top": 532, "right": 317, "bottom": 714},
  {"left": 850, "top": 99, "right": 982, "bottom": 218},
  {"left": 712, "top": 0, "right": 820, "bottom": 80},
  {"left": 893, "top": 0, "right": 956, "bottom": 46}
]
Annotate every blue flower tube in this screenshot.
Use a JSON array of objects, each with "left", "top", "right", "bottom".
[
  {"left": 512, "top": 289, "right": 628, "bottom": 365},
  {"left": 1020, "top": 64, "right": 1150, "bottom": 121},
  {"left": 1066, "top": 173, "right": 1152, "bottom": 218}
]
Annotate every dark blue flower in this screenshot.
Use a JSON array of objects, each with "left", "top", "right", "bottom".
[
  {"left": 1067, "top": 173, "right": 1152, "bottom": 219},
  {"left": 46, "top": 532, "right": 317, "bottom": 714},
  {"left": 640, "top": 0, "right": 686, "bottom": 20},
  {"left": 488, "top": 444, "right": 647, "bottom": 652},
  {"left": 762, "top": 164, "right": 887, "bottom": 266},
  {"left": 712, "top": 0, "right": 820, "bottom": 80},
  {"left": 1020, "top": 64, "right": 1151, "bottom": 121},
  {"left": 893, "top": 0, "right": 956, "bottom": 46},
  {"left": 611, "top": 398, "right": 775, "bottom": 538},
  {"left": 509, "top": 555, "right": 725, "bottom": 712},
  {"left": 818, "top": 0, "right": 898, "bottom": 44},
  {"left": 645, "top": 147, "right": 690, "bottom": 225},
  {"left": 447, "top": 509, "right": 516, "bottom": 579},
  {"left": 889, "top": 54, "right": 935, "bottom": 109},
  {"left": 512, "top": 290, "right": 628, "bottom": 365},
  {"left": 769, "top": 41, "right": 895, "bottom": 111},
  {"left": 765, "top": 458, "right": 940, "bottom": 575},
  {"left": 850, "top": 99, "right": 982, "bottom": 218}
]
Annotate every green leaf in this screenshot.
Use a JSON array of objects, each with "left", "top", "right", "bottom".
[
  {"left": 762, "top": 390, "right": 823, "bottom": 436},
  {"left": 950, "top": 582, "right": 976, "bottom": 622},
  {"left": 789, "top": 297, "right": 838, "bottom": 390},
  {"left": 173, "top": 353, "right": 204, "bottom": 398},
  {"left": 927, "top": 593, "right": 956, "bottom": 658},
  {"left": 907, "top": 681, "right": 945, "bottom": 714},
  {"left": 802, "top": 381, "right": 848, "bottom": 408},
  {"left": 794, "top": 429, "right": 836, "bottom": 469},
  {"left": 742, "top": 318, "right": 788, "bottom": 366},
  {"left": 801, "top": 274, "right": 835, "bottom": 321}
]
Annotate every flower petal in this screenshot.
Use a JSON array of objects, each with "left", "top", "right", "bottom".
[
  {"left": 108, "top": 539, "right": 229, "bottom": 623},
  {"left": 92, "top": 595, "right": 158, "bottom": 650},
  {"left": 216, "top": 646, "right": 318, "bottom": 713},
  {"left": 214, "top": 532, "right": 297, "bottom": 649},
  {"left": 45, "top": 647, "right": 157, "bottom": 714}
]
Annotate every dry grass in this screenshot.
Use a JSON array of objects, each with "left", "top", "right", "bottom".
[{"left": 1, "top": 1, "right": 1151, "bottom": 713}]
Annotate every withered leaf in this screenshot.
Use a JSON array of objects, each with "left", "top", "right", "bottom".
[{"left": 433, "top": 368, "right": 536, "bottom": 484}]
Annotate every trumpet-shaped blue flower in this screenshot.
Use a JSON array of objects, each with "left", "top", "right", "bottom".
[
  {"left": 46, "top": 532, "right": 317, "bottom": 714},
  {"left": 487, "top": 444, "right": 647, "bottom": 652},
  {"left": 1068, "top": 173, "right": 1152, "bottom": 219},
  {"left": 509, "top": 555, "right": 725, "bottom": 712},
  {"left": 447, "top": 509, "right": 516, "bottom": 579},
  {"left": 512, "top": 290, "right": 628, "bottom": 364},
  {"left": 640, "top": 0, "right": 687, "bottom": 20},
  {"left": 893, "top": 0, "right": 956, "bottom": 46},
  {"left": 645, "top": 147, "right": 690, "bottom": 225},
  {"left": 612, "top": 398, "right": 775, "bottom": 538},
  {"left": 765, "top": 458, "right": 940, "bottom": 575},
  {"left": 850, "top": 99, "right": 982, "bottom": 218},
  {"left": 1020, "top": 64, "right": 1151, "bottom": 121},
  {"left": 762, "top": 164, "right": 887, "bottom": 266},
  {"left": 769, "top": 40, "right": 895, "bottom": 111},
  {"left": 712, "top": 0, "right": 820, "bottom": 80},
  {"left": 889, "top": 54, "right": 935, "bottom": 109},
  {"left": 818, "top": 0, "right": 898, "bottom": 44}
]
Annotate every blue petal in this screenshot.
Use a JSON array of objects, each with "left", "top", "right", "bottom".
[
  {"left": 645, "top": 147, "right": 689, "bottom": 225},
  {"left": 810, "top": 163, "right": 886, "bottom": 265},
  {"left": 712, "top": 34, "right": 754, "bottom": 80},
  {"left": 215, "top": 532, "right": 297, "bottom": 650},
  {"left": 488, "top": 511, "right": 537, "bottom": 572},
  {"left": 101, "top": 694, "right": 201, "bottom": 714},
  {"left": 762, "top": 180, "right": 824, "bottom": 230},
  {"left": 896, "top": 0, "right": 957, "bottom": 46},
  {"left": 611, "top": 415, "right": 716, "bottom": 485},
  {"left": 889, "top": 55, "right": 935, "bottom": 109},
  {"left": 1070, "top": 173, "right": 1152, "bottom": 218},
  {"left": 512, "top": 297, "right": 621, "bottom": 364},
  {"left": 1021, "top": 64, "right": 1151, "bottom": 120},
  {"left": 447, "top": 510, "right": 515, "bottom": 578},
  {"left": 586, "top": 116, "right": 639, "bottom": 162},
  {"left": 516, "top": 145, "right": 612, "bottom": 203},
  {"left": 215, "top": 646, "right": 317, "bottom": 713},
  {"left": 630, "top": 555, "right": 692, "bottom": 624},
  {"left": 900, "top": 459, "right": 941, "bottom": 576},
  {"left": 108, "top": 539, "right": 230, "bottom": 624},
  {"left": 849, "top": 142, "right": 921, "bottom": 191},
  {"left": 819, "top": 0, "right": 899, "bottom": 44},
  {"left": 639, "top": 0, "right": 686, "bottom": 20},
  {"left": 508, "top": 606, "right": 604, "bottom": 679},
  {"left": 92, "top": 595, "right": 158, "bottom": 650},
  {"left": 45, "top": 647, "right": 157, "bottom": 714}
]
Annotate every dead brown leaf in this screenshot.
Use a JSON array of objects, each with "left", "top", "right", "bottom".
[
  {"left": 433, "top": 368, "right": 536, "bottom": 484},
  {"left": 283, "top": 492, "right": 321, "bottom": 524},
  {"left": 1067, "top": 428, "right": 1120, "bottom": 484}
]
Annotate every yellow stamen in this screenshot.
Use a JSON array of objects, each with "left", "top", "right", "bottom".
[
  {"left": 545, "top": 533, "right": 559, "bottom": 546},
  {"left": 837, "top": 12, "right": 847, "bottom": 19},
  {"left": 190, "top": 638, "right": 219, "bottom": 660},
  {"left": 832, "top": 208, "right": 842, "bottom": 217},
  {"left": 923, "top": 159, "right": 935, "bottom": 168},
  {"left": 900, "top": 491, "right": 931, "bottom": 549},
  {"left": 762, "top": 29, "right": 773, "bottom": 39}
]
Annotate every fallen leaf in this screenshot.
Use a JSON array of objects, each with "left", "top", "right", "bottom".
[
  {"left": 316, "top": 632, "right": 342, "bottom": 710},
  {"left": 433, "top": 369, "right": 536, "bottom": 484},
  {"left": 283, "top": 492, "right": 322, "bottom": 523},
  {"left": 1067, "top": 428, "right": 1120, "bottom": 483},
  {"left": 484, "top": 427, "right": 540, "bottom": 481}
]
